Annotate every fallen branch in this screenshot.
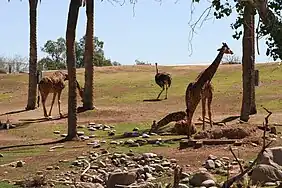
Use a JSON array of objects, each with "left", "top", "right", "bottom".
[
  {"left": 49, "top": 145, "right": 64, "bottom": 150},
  {"left": 229, "top": 146, "right": 244, "bottom": 173},
  {"left": 222, "top": 106, "right": 273, "bottom": 188},
  {"left": 80, "top": 159, "right": 91, "bottom": 181},
  {"left": 173, "top": 165, "right": 182, "bottom": 188},
  {"left": 222, "top": 141, "right": 273, "bottom": 188}
]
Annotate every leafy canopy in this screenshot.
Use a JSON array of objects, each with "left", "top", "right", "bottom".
[
  {"left": 192, "top": 0, "right": 282, "bottom": 60},
  {"left": 39, "top": 36, "right": 120, "bottom": 70}
]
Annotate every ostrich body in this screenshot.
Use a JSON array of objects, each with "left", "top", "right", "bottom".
[{"left": 155, "top": 63, "right": 172, "bottom": 100}]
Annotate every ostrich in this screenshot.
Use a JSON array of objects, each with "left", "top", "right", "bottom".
[{"left": 154, "top": 63, "right": 172, "bottom": 100}]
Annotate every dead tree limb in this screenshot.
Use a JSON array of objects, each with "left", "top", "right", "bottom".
[
  {"left": 229, "top": 146, "right": 244, "bottom": 173},
  {"left": 173, "top": 165, "right": 183, "bottom": 188},
  {"left": 222, "top": 107, "right": 273, "bottom": 188},
  {"left": 222, "top": 141, "right": 273, "bottom": 188}
]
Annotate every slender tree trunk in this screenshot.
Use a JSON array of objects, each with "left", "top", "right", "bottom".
[
  {"left": 26, "top": 0, "right": 38, "bottom": 110},
  {"left": 83, "top": 0, "right": 94, "bottom": 110},
  {"left": 65, "top": 0, "right": 81, "bottom": 141},
  {"left": 240, "top": 5, "right": 256, "bottom": 121},
  {"left": 247, "top": 0, "right": 282, "bottom": 60}
]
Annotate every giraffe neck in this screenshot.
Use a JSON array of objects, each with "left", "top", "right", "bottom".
[{"left": 195, "top": 50, "right": 224, "bottom": 88}]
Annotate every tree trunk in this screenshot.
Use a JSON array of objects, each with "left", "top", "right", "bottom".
[
  {"left": 240, "top": 4, "right": 256, "bottom": 122},
  {"left": 26, "top": 0, "right": 38, "bottom": 110},
  {"left": 247, "top": 0, "right": 282, "bottom": 60},
  {"left": 83, "top": 0, "right": 94, "bottom": 110},
  {"left": 65, "top": 0, "right": 81, "bottom": 141}
]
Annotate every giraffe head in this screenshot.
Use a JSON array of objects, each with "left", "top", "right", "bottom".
[{"left": 217, "top": 42, "right": 233, "bottom": 55}]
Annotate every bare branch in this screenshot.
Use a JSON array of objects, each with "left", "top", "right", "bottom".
[
  {"left": 229, "top": 146, "right": 244, "bottom": 173},
  {"left": 187, "top": 3, "right": 213, "bottom": 56}
]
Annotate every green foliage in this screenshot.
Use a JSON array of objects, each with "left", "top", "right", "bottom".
[
  {"left": 196, "top": 0, "right": 282, "bottom": 61},
  {"left": 135, "top": 59, "right": 152, "bottom": 65},
  {"left": 40, "top": 36, "right": 120, "bottom": 70}
]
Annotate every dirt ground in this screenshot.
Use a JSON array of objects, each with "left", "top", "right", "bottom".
[{"left": 1, "top": 65, "right": 282, "bottom": 182}]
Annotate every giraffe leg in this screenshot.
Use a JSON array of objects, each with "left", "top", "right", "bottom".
[
  {"left": 41, "top": 93, "right": 49, "bottom": 118},
  {"left": 157, "top": 87, "right": 164, "bottom": 100},
  {"left": 207, "top": 92, "right": 213, "bottom": 128},
  {"left": 57, "top": 90, "right": 63, "bottom": 118},
  {"left": 201, "top": 96, "right": 206, "bottom": 131},
  {"left": 48, "top": 92, "right": 57, "bottom": 117}
]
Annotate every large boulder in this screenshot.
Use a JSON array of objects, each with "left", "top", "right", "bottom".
[
  {"left": 250, "top": 147, "right": 282, "bottom": 185},
  {"left": 189, "top": 171, "right": 216, "bottom": 187},
  {"left": 107, "top": 172, "right": 137, "bottom": 188}
]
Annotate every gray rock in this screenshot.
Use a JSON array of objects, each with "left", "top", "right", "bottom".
[
  {"left": 98, "top": 161, "right": 106, "bottom": 168},
  {"left": 77, "top": 131, "right": 85, "bottom": 136},
  {"left": 142, "top": 153, "right": 157, "bottom": 158},
  {"left": 0, "top": 153, "right": 3, "bottom": 157},
  {"left": 190, "top": 172, "right": 216, "bottom": 187},
  {"left": 46, "top": 166, "right": 53, "bottom": 170},
  {"left": 146, "top": 173, "right": 156, "bottom": 181},
  {"left": 125, "top": 139, "right": 135, "bottom": 145},
  {"left": 53, "top": 130, "right": 60, "bottom": 134},
  {"left": 205, "top": 160, "right": 215, "bottom": 169},
  {"left": 110, "top": 141, "right": 118, "bottom": 145},
  {"left": 78, "top": 182, "right": 104, "bottom": 188},
  {"left": 180, "top": 177, "right": 190, "bottom": 184},
  {"left": 89, "top": 134, "right": 96, "bottom": 138},
  {"left": 178, "top": 183, "right": 190, "bottom": 188},
  {"left": 208, "top": 154, "right": 217, "bottom": 160},
  {"left": 89, "top": 127, "right": 97, "bottom": 131},
  {"left": 214, "top": 160, "right": 222, "bottom": 168},
  {"left": 142, "top": 133, "right": 150, "bottom": 138},
  {"left": 107, "top": 172, "right": 137, "bottom": 188},
  {"left": 150, "top": 164, "right": 164, "bottom": 172},
  {"left": 264, "top": 182, "right": 277, "bottom": 186},
  {"left": 77, "top": 125, "right": 86, "bottom": 128},
  {"left": 201, "top": 179, "right": 216, "bottom": 187},
  {"left": 61, "top": 134, "right": 67, "bottom": 137},
  {"left": 16, "top": 161, "right": 25, "bottom": 167},
  {"left": 161, "top": 161, "right": 171, "bottom": 167},
  {"left": 133, "top": 127, "right": 139, "bottom": 131},
  {"left": 144, "top": 165, "right": 152, "bottom": 173}
]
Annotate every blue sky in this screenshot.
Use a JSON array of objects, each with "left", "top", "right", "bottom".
[{"left": 0, "top": 0, "right": 273, "bottom": 65}]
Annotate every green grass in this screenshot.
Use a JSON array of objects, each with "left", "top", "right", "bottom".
[
  {"left": 0, "top": 182, "right": 19, "bottom": 188},
  {"left": 1, "top": 63, "right": 282, "bottom": 183}
]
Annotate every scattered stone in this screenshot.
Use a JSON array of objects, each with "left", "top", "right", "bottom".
[
  {"left": 77, "top": 131, "right": 85, "bottom": 136},
  {"left": 208, "top": 154, "right": 217, "bottom": 160},
  {"left": 53, "top": 131, "right": 60, "bottom": 134},
  {"left": 89, "top": 127, "right": 97, "bottom": 131},
  {"left": 251, "top": 142, "right": 258, "bottom": 147},
  {"left": 46, "top": 166, "right": 53, "bottom": 170},
  {"left": 264, "top": 182, "right": 277, "bottom": 186},
  {"left": 214, "top": 160, "right": 222, "bottom": 168},
  {"left": 107, "top": 172, "right": 137, "bottom": 188},
  {"left": 190, "top": 171, "right": 216, "bottom": 187},
  {"left": 54, "top": 166, "right": 60, "bottom": 170},
  {"left": 16, "top": 161, "right": 25, "bottom": 167},
  {"left": 178, "top": 183, "right": 190, "bottom": 188},
  {"left": 60, "top": 134, "right": 67, "bottom": 137},
  {"left": 110, "top": 141, "right": 118, "bottom": 145},
  {"left": 133, "top": 127, "right": 139, "bottom": 131},
  {"left": 0, "top": 153, "right": 3, "bottom": 157},
  {"left": 89, "top": 134, "right": 96, "bottom": 138},
  {"left": 143, "top": 153, "right": 157, "bottom": 158},
  {"left": 142, "top": 133, "right": 150, "bottom": 138},
  {"left": 201, "top": 179, "right": 216, "bottom": 187},
  {"left": 77, "top": 125, "right": 86, "bottom": 128},
  {"left": 108, "top": 131, "right": 115, "bottom": 136},
  {"left": 205, "top": 160, "right": 215, "bottom": 169},
  {"left": 270, "top": 127, "right": 277, "bottom": 135}
]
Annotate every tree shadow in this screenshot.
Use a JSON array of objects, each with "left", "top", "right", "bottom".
[
  {"left": 143, "top": 99, "right": 163, "bottom": 102},
  {"left": 0, "top": 138, "right": 67, "bottom": 150},
  {"left": 217, "top": 115, "right": 240, "bottom": 124},
  {"left": 18, "top": 113, "right": 68, "bottom": 123},
  {"left": 0, "top": 109, "right": 28, "bottom": 117}
]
